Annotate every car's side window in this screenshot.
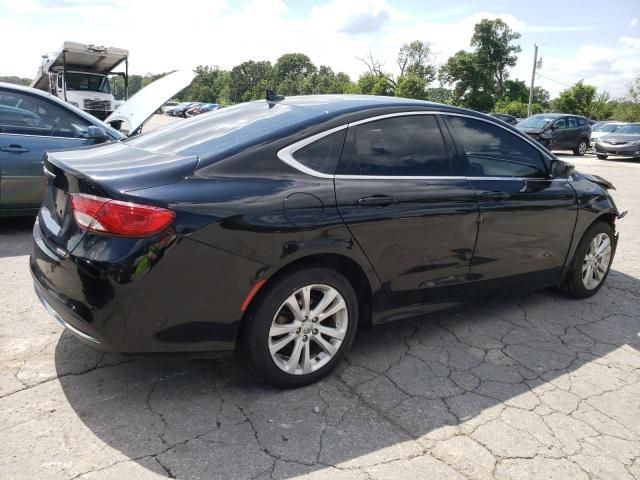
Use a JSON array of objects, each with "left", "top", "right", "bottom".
[
  {"left": 447, "top": 116, "right": 547, "bottom": 178},
  {"left": 338, "top": 115, "right": 453, "bottom": 176},
  {"left": 291, "top": 129, "right": 346, "bottom": 175},
  {"left": 578, "top": 118, "right": 587, "bottom": 127},
  {"left": 0, "top": 90, "right": 91, "bottom": 138},
  {"left": 553, "top": 118, "right": 567, "bottom": 129},
  {"left": 568, "top": 117, "right": 578, "bottom": 128}
]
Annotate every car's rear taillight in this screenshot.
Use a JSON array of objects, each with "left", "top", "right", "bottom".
[{"left": 70, "top": 193, "right": 175, "bottom": 237}]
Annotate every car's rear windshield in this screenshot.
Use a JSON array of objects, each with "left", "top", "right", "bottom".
[
  {"left": 615, "top": 124, "right": 640, "bottom": 135},
  {"left": 517, "top": 115, "right": 556, "bottom": 129},
  {"left": 125, "top": 101, "right": 317, "bottom": 159}
]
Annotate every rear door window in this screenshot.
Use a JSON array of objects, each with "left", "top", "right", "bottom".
[
  {"left": 338, "top": 115, "right": 453, "bottom": 176},
  {"left": 568, "top": 117, "right": 578, "bottom": 128}
]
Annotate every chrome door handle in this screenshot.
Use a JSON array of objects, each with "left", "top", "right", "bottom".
[
  {"left": 357, "top": 195, "right": 399, "bottom": 207},
  {"left": 481, "top": 190, "right": 510, "bottom": 201}
]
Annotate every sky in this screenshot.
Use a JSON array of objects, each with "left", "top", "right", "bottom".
[{"left": 1, "top": 0, "right": 639, "bottom": 98}]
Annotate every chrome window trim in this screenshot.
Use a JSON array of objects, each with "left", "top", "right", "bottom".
[{"left": 276, "top": 110, "right": 558, "bottom": 180}]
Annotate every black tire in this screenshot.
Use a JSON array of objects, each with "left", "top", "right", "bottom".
[
  {"left": 597, "top": 154, "right": 608, "bottom": 160},
  {"left": 242, "top": 266, "right": 359, "bottom": 388},
  {"left": 573, "top": 140, "right": 588, "bottom": 156},
  {"left": 559, "top": 221, "right": 615, "bottom": 298}
]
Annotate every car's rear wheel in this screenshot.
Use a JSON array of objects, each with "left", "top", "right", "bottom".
[
  {"left": 559, "top": 221, "right": 614, "bottom": 298},
  {"left": 243, "top": 267, "right": 358, "bottom": 387},
  {"left": 573, "top": 140, "right": 588, "bottom": 156},
  {"left": 597, "top": 154, "right": 608, "bottom": 160}
]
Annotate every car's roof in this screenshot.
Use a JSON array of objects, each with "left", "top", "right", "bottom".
[{"left": 272, "top": 94, "right": 466, "bottom": 116}]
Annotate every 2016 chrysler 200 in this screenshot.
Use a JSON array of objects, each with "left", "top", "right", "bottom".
[{"left": 31, "top": 95, "right": 621, "bottom": 387}]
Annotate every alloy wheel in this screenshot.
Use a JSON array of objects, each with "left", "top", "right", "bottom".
[
  {"left": 582, "top": 232, "right": 612, "bottom": 290},
  {"left": 268, "top": 284, "right": 348, "bottom": 375},
  {"left": 578, "top": 142, "right": 587, "bottom": 154}
]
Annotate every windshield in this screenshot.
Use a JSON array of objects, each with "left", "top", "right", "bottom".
[
  {"left": 594, "top": 123, "right": 624, "bottom": 133},
  {"left": 614, "top": 124, "right": 640, "bottom": 135},
  {"left": 65, "top": 72, "right": 111, "bottom": 94},
  {"left": 518, "top": 115, "right": 556, "bottom": 129}
]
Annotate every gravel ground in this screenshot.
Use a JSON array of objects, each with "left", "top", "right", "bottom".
[{"left": 1, "top": 153, "right": 639, "bottom": 480}]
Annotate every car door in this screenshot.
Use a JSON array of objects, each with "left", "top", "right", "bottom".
[
  {"left": 0, "top": 89, "right": 95, "bottom": 212},
  {"left": 566, "top": 117, "right": 581, "bottom": 148},
  {"left": 549, "top": 117, "right": 570, "bottom": 149},
  {"left": 334, "top": 113, "right": 479, "bottom": 305},
  {"left": 444, "top": 114, "right": 577, "bottom": 291}
]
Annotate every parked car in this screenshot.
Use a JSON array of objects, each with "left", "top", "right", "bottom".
[
  {"left": 164, "top": 102, "right": 193, "bottom": 116},
  {"left": 593, "top": 122, "right": 640, "bottom": 160},
  {"left": 31, "top": 94, "right": 622, "bottom": 387},
  {"left": 161, "top": 101, "right": 180, "bottom": 114},
  {"left": 186, "top": 103, "right": 220, "bottom": 117},
  {"left": 517, "top": 113, "right": 591, "bottom": 155},
  {"left": 0, "top": 71, "right": 196, "bottom": 216},
  {"left": 173, "top": 102, "right": 201, "bottom": 118},
  {"left": 489, "top": 113, "right": 518, "bottom": 125},
  {"left": 590, "top": 121, "right": 627, "bottom": 147}
]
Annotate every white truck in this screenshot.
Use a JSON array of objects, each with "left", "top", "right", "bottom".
[{"left": 31, "top": 41, "right": 129, "bottom": 120}]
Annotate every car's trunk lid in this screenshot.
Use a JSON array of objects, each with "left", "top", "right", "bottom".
[{"left": 38, "top": 143, "right": 197, "bottom": 253}]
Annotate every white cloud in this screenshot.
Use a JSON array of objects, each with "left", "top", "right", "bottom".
[
  {"left": 0, "top": 0, "right": 637, "bottom": 98},
  {"left": 631, "top": 18, "right": 638, "bottom": 27},
  {"left": 620, "top": 36, "right": 640, "bottom": 49}
]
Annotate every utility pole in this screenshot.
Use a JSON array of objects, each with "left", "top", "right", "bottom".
[{"left": 527, "top": 44, "right": 538, "bottom": 117}]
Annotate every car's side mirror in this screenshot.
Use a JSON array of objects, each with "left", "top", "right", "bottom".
[
  {"left": 550, "top": 159, "right": 575, "bottom": 178},
  {"left": 86, "top": 126, "right": 110, "bottom": 143}
]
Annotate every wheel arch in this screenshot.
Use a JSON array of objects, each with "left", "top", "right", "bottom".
[{"left": 237, "top": 252, "right": 375, "bottom": 345}]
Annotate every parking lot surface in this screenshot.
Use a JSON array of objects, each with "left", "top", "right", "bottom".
[{"left": 1, "top": 153, "right": 639, "bottom": 480}]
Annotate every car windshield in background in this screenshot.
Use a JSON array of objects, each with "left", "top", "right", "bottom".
[
  {"left": 615, "top": 124, "right": 640, "bottom": 135},
  {"left": 518, "top": 115, "right": 555, "bottom": 129},
  {"left": 594, "top": 123, "right": 624, "bottom": 133},
  {"left": 65, "top": 73, "right": 111, "bottom": 94}
]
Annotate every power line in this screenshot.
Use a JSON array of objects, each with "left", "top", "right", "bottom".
[{"left": 535, "top": 72, "right": 571, "bottom": 88}]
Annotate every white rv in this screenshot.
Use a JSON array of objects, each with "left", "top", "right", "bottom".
[{"left": 31, "top": 41, "right": 129, "bottom": 120}]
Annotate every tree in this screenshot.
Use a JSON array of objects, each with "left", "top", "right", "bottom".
[
  {"left": 612, "top": 76, "right": 640, "bottom": 122},
  {"left": 439, "top": 50, "right": 494, "bottom": 111},
  {"left": 424, "top": 87, "right": 453, "bottom": 104},
  {"left": 397, "top": 40, "right": 436, "bottom": 84},
  {"left": 229, "top": 60, "right": 273, "bottom": 102},
  {"left": 471, "top": 18, "right": 521, "bottom": 97},
  {"left": 0, "top": 76, "right": 31, "bottom": 86},
  {"left": 494, "top": 99, "right": 542, "bottom": 117},
  {"left": 501, "top": 80, "right": 529, "bottom": 103},
  {"left": 589, "top": 91, "right": 614, "bottom": 120},
  {"left": 395, "top": 74, "right": 427, "bottom": 100},
  {"left": 439, "top": 18, "right": 521, "bottom": 111},
  {"left": 532, "top": 86, "right": 550, "bottom": 108},
  {"left": 553, "top": 80, "right": 596, "bottom": 117},
  {"left": 357, "top": 72, "right": 394, "bottom": 96}
]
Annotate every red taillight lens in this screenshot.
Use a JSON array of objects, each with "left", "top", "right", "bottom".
[{"left": 70, "top": 193, "right": 175, "bottom": 237}]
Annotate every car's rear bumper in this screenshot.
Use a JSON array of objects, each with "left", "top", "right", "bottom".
[{"left": 594, "top": 144, "right": 640, "bottom": 156}]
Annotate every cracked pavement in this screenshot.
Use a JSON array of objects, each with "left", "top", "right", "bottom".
[{"left": 1, "top": 154, "right": 639, "bottom": 480}]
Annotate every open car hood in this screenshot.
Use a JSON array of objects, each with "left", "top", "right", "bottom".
[{"left": 105, "top": 70, "right": 197, "bottom": 136}]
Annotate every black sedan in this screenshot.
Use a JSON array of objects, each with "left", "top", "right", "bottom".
[{"left": 31, "top": 95, "right": 621, "bottom": 387}]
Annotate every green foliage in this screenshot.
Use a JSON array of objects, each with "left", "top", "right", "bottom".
[
  {"left": 493, "top": 99, "right": 542, "bottom": 117},
  {"left": 553, "top": 80, "right": 596, "bottom": 117},
  {"left": 612, "top": 76, "right": 640, "bottom": 121},
  {"left": 229, "top": 60, "right": 273, "bottom": 102},
  {"left": 0, "top": 76, "right": 31, "bottom": 86},
  {"left": 424, "top": 87, "right": 453, "bottom": 104},
  {"left": 395, "top": 74, "right": 427, "bottom": 100},
  {"left": 439, "top": 18, "right": 521, "bottom": 111},
  {"left": 397, "top": 40, "right": 436, "bottom": 84},
  {"left": 357, "top": 73, "right": 394, "bottom": 96}
]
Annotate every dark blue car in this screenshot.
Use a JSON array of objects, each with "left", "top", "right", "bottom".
[{"left": 0, "top": 83, "right": 123, "bottom": 216}]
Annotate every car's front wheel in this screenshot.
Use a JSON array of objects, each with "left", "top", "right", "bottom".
[
  {"left": 243, "top": 267, "right": 358, "bottom": 387},
  {"left": 597, "top": 154, "right": 608, "bottom": 160},
  {"left": 573, "top": 140, "right": 588, "bottom": 156},
  {"left": 559, "top": 221, "right": 615, "bottom": 298}
]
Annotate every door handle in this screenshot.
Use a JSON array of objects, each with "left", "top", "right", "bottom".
[
  {"left": 481, "top": 190, "right": 510, "bottom": 201},
  {"left": 0, "top": 145, "right": 29, "bottom": 153},
  {"left": 357, "top": 195, "right": 399, "bottom": 207}
]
